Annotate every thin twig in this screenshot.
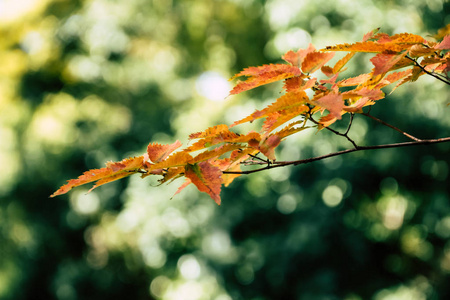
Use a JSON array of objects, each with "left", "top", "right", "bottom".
[
  {"left": 405, "top": 55, "right": 450, "bottom": 85},
  {"left": 309, "top": 114, "right": 359, "bottom": 149},
  {"left": 223, "top": 136, "right": 450, "bottom": 175},
  {"left": 344, "top": 113, "right": 354, "bottom": 135},
  {"left": 361, "top": 112, "right": 422, "bottom": 141}
]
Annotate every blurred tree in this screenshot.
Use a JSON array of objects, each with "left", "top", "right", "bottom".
[{"left": 0, "top": 0, "right": 449, "bottom": 300}]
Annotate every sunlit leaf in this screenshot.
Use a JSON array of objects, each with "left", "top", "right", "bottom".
[
  {"left": 146, "top": 140, "right": 182, "bottom": 163},
  {"left": 302, "top": 51, "right": 335, "bottom": 74},
  {"left": 315, "top": 93, "right": 344, "bottom": 119},
  {"left": 51, "top": 156, "right": 145, "bottom": 197},
  {"left": 185, "top": 162, "right": 223, "bottom": 205},
  {"left": 230, "top": 64, "right": 301, "bottom": 94}
]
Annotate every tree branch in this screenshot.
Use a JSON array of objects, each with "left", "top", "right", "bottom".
[
  {"left": 361, "top": 112, "right": 422, "bottom": 141},
  {"left": 223, "top": 137, "right": 450, "bottom": 175}
]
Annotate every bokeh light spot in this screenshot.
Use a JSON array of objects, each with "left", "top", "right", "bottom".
[
  {"left": 322, "top": 185, "right": 343, "bottom": 207},
  {"left": 178, "top": 255, "right": 201, "bottom": 280},
  {"left": 195, "top": 71, "right": 230, "bottom": 102}
]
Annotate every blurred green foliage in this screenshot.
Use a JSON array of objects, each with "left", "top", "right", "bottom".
[{"left": 1, "top": 0, "right": 449, "bottom": 299}]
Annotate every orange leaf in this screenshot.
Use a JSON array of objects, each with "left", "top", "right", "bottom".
[
  {"left": 408, "top": 44, "right": 438, "bottom": 58},
  {"left": 385, "top": 33, "right": 424, "bottom": 44},
  {"left": 324, "top": 41, "right": 413, "bottom": 53},
  {"left": 362, "top": 28, "right": 380, "bottom": 42},
  {"left": 231, "top": 90, "right": 308, "bottom": 127},
  {"left": 146, "top": 140, "right": 182, "bottom": 163},
  {"left": 159, "top": 167, "right": 185, "bottom": 184},
  {"left": 185, "top": 162, "right": 223, "bottom": 205},
  {"left": 435, "top": 25, "right": 450, "bottom": 40},
  {"left": 189, "top": 124, "right": 230, "bottom": 139},
  {"left": 302, "top": 52, "right": 335, "bottom": 74},
  {"left": 332, "top": 52, "right": 355, "bottom": 74},
  {"left": 370, "top": 53, "right": 406, "bottom": 76},
  {"left": 221, "top": 163, "right": 242, "bottom": 187},
  {"left": 321, "top": 65, "right": 334, "bottom": 77},
  {"left": 435, "top": 35, "right": 450, "bottom": 50},
  {"left": 273, "top": 121, "right": 308, "bottom": 139},
  {"left": 282, "top": 75, "right": 316, "bottom": 92},
  {"left": 315, "top": 93, "right": 344, "bottom": 119},
  {"left": 51, "top": 156, "right": 145, "bottom": 197},
  {"left": 337, "top": 74, "right": 371, "bottom": 87},
  {"left": 262, "top": 105, "right": 308, "bottom": 135},
  {"left": 230, "top": 64, "right": 301, "bottom": 95},
  {"left": 190, "top": 144, "right": 243, "bottom": 164},
  {"left": 149, "top": 151, "right": 193, "bottom": 170},
  {"left": 185, "top": 128, "right": 259, "bottom": 152},
  {"left": 318, "top": 114, "right": 338, "bottom": 129},
  {"left": 343, "top": 97, "right": 373, "bottom": 113},
  {"left": 249, "top": 134, "right": 282, "bottom": 161},
  {"left": 282, "top": 44, "right": 316, "bottom": 67}
]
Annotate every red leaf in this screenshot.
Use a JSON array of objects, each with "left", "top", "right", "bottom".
[{"left": 185, "top": 162, "right": 223, "bottom": 205}]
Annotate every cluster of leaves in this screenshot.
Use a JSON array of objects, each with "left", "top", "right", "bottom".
[{"left": 51, "top": 28, "right": 450, "bottom": 204}]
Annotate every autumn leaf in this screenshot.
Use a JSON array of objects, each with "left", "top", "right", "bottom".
[
  {"left": 148, "top": 151, "right": 193, "bottom": 171},
  {"left": 337, "top": 74, "right": 371, "bottom": 87},
  {"left": 362, "top": 28, "right": 380, "bottom": 42},
  {"left": 302, "top": 51, "right": 335, "bottom": 74},
  {"left": 318, "top": 114, "right": 339, "bottom": 128},
  {"left": 186, "top": 128, "right": 260, "bottom": 152},
  {"left": 273, "top": 121, "right": 309, "bottom": 139},
  {"left": 190, "top": 144, "right": 243, "bottom": 165},
  {"left": 231, "top": 90, "right": 308, "bottom": 127},
  {"left": 282, "top": 44, "right": 316, "bottom": 67},
  {"left": 343, "top": 97, "right": 372, "bottom": 113},
  {"left": 230, "top": 64, "right": 301, "bottom": 95},
  {"left": 189, "top": 124, "right": 230, "bottom": 139},
  {"left": 370, "top": 52, "right": 406, "bottom": 76},
  {"left": 435, "top": 35, "right": 450, "bottom": 50},
  {"left": 435, "top": 25, "right": 450, "bottom": 39},
  {"left": 158, "top": 166, "right": 185, "bottom": 184},
  {"left": 323, "top": 40, "right": 419, "bottom": 53},
  {"left": 315, "top": 93, "right": 344, "bottom": 119},
  {"left": 283, "top": 76, "right": 316, "bottom": 92},
  {"left": 51, "top": 156, "right": 145, "bottom": 197},
  {"left": 185, "top": 162, "right": 223, "bottom": 205},
  {"left": 146, "top": 140, "right": 182, "bottom": 163},
  {"left": 321, "top": 65, "right": 334, "bottom": 77},
  {"left": 319, "top": 73, "right": 339, "bottom": 86},
  {"left": 261, "top": 105, "right": 308, "bottom": 135},
  {"left": 332, "top": 52, "right": 355, "bottom": 74},
  {"left": 408, "top": 44, "right": 438, "bottom": 58},
  {"left": 248, "top": 134, "right": 282, "bottom": 161}
]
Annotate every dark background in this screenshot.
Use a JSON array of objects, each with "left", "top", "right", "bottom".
[{"left": 1, "top": 0, "right": 449, "bottom": 299}]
